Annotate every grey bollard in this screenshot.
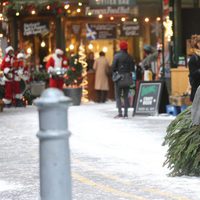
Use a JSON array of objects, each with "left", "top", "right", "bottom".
[{"left": 34, "top": 88, "right": 72, "bottom": 200}]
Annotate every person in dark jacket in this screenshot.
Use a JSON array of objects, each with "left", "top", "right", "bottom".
[
  {"left": 188, "top": 38, "right": 200, "bottom": 101},
  {"left": 112, "top": 41, "right": 135, "bottom": 118}
]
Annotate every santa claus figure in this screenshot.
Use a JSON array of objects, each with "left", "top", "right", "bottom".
[
  {"left": 46, "top": 48, "right": 69, "bottom": 89},
  {"left": 13, "top": 52, "right": 29, "bottom": 106},
  {"left": 1, "top": 46, "right": 17, "bottom": 106}
]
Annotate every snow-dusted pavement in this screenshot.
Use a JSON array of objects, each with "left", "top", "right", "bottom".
[{"left": 0, "top": 101, "right": 200, "bottom": 200}]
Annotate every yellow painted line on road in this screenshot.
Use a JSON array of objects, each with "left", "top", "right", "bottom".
[
  {"left": 144, "top": 188, "right": 191, "bottom": 200},
  {"left": 73, "top": 159, "right": 131, "bottom": 185},
  {"left": 73, "top": 159, "right": 192, "bottom": 200},
  {"left": 72, "top": 172, "right": 149, "bottom": 200}
]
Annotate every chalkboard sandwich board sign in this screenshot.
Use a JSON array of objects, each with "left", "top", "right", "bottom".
[{"left": 134, "top": 81, "right": 169, "bottom": 116}]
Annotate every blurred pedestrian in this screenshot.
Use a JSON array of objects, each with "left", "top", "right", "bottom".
[
  {"left": 188, "top": 36, "right": 200, "bottom": 101},
  {"left": 141, "top": 45, "right": 158, "bottom": 80},
  {"left": 93, "top": 51, "right": 110, "bottom": 103},
  {"left": 112, "top": 41, "right": 135, "bottom": 118},
  {"left": 86, "top": 52, "right": 94, "bottom": 72}
]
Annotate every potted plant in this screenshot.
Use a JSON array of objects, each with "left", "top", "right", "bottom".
[
  {"left": 63, "top": 54, "right": 83, "bottom": 105},
  {"left": 30, "top": 70, "right": 48, "bottom": 97}
]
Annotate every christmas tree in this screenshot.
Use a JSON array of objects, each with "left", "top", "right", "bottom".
[{"left": 63, "top": 55, "right": 82, "bottom": 87}]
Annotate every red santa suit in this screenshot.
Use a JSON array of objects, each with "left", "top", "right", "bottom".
[
  {"left": 46, "top": 49, "right": 68, "bottom": 89},
  {"left": 1, "top": 46, "right": 20, "bottom": 105},
  {"left": 14, "top": 53, "right": 29, "bottom": 100}
]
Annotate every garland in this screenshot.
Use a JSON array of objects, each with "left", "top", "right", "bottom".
[{"left": 163, "top": 106, "right": 200, "bottom": 176}]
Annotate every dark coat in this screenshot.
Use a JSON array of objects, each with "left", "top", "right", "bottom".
[
  {"left": 188, "top": 54, "right": 200, "bottom": 101},
  {"left": 112, "top": 50, "right": 135, "bottom": 73}
]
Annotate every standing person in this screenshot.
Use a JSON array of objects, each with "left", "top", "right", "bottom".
[
  {"left": 188, "top": 37, "right": 200, "bottom": 102},
  {"left": 112, "top": 41, "right": 135, "bottom": 118},
  {"left": 46, "top": 48, "right": 69, "bottom": 90},
  {"left": 86, "top": 52, "right": 95, "bottom": 72},
  {"left": 1, "top": 46, "right": 17, "bottom": 106},
  {"left": 93, "top": 51, "right": 110, "bottom": 103},
  {"left": 141, "top": 45, "right": 158, "bottom": 80}
]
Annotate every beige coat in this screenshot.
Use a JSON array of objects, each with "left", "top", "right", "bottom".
[{"left": 93, "top": 56, "right": 110, "bottom": 91}]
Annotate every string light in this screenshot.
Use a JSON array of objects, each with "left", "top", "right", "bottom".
[
  {"left": 121, "top": 17, "right": 126, "bottom": 22},
  {"left": 79, "top": 42, "right": 89, "bottom": 103},
  {"left": 110, "top": 16, "right": 114, "bottom": 21},
  {"left": 156, "top": 17, "right": 161, "bottom": 21},
  {"left": 31, "top": 10, "right": 36, "bottom": 15},
  {"left": 27, "top": 47, "right": 32, "bottom": 54},
  {"left": 133, "top": 18, "right": 137, "bottom": 22},
  {"left": 64, "top": 4, "right": 70, "bottom": 10},
  {"left": 88, "top": 12, "right": 92, "bottom": 16},
  {"left": 145, "top": 17, "right": 150, "bottom": 23},
  {"left": 164, "top": 16, "right": 173, "bottom": 42},
  {"left": 88, "top": 44, "right": 93, "bottom": 50},
  {"left": 41, "top": 41, "right": 46, "bottom": 48},
  {"left": 98, "top": 14, "right": 103, "bottom": 19},
  {"left": 77, "top": 8, "right": 81, "bottom": 13},
  {"left": 102, "top": 47, "right": 108, "bottom": 53},
  {"left": 78, "top": 2, "right": 82, "bottom": 6},
  {"left": 69, "top": 44, "right": 75, "bottom": 50},
  {"left": 46, "top": 5, "right": 50, "bottom": 10},
  {"left": 16, "top": 12, "right": 20, "bottom": 16},
  {"left": 0, "top": 13, "right": 3, "bottom": 21}
]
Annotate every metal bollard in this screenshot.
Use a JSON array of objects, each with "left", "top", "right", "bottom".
[{"left": 34, "top": 88, "right": 72, "bottom": 200}]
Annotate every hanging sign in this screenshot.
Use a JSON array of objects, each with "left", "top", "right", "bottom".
[
  {"left": 120, "top": 21, "right": 140, "bottom": 37},
  {"left": 85, "top": 6, "right": 131, "bottom": 15},
  {"left": 134, "top": 81, "right": 169, "bottom": 115},
  {"left": 86, "top": 23, "right": 116, "bottom": 40},
  {"left": 23, "top": 21, "right": 49, "bottom": 36},
  {"left": 89, "top": 0, "right": 136, "bottom": 6}
]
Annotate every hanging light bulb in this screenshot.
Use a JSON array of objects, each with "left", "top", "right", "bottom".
[
  {"left": 64, "top": 4, "right": 70, "bottom": 10},
  {"left": 78, "top": 2, "right": 83, "bottom": 6},
  {"left": 27, "top": 47, "right": 32, "bottom": 54},
  {"left": 16, "top": 11, "right": 20, "bottom": 16},
  {"left": 31, "top": 10, "right": 36, "bottom": 15},
  {"left": 88, "top": 44, "right": 93, "bottom": 50},
  {"left": 133, "top": 18, "right": 137, "bottom": 22},
  {"left": 110, "top": 16, "right": 114, "bottom": 21},
  {"left": 156, "top": 17, "right": 161, "bottom": 22},
  {"left": 102, "top": 47, "right": 108, "bottom": 53},
  {"left": 69, "top": 44, "right": 75, "bottom": 50},
  {"left": 144, "top": 17, "right": 150, "bottom": 23},
  {"left": 41, "top": 41, "right": 46, "bottom": 48},
  {"left": 121, "top": 17, "right": 126, "bottom": 22},
  {"left": 77, "top": 8, "right": 81, "bottom": 13},
  {"left": 46, "top": 5, "right": 50, "bottom": 10},
  {"left": 98, "top": 14, "right": 103, "bottom": 19}
]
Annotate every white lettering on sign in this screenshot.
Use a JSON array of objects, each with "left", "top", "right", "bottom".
[
  {"left": 23, "top": 22, "right": 49, "bottom": 36},
  {"left": 95, "top": 0, "right": 129, "bottom": 5},
  {"left": 143, "top": 97, "right": 153, "bottom": 105},
  {"left": 85, "top": 6, "right": 130, "bottom": 15}
]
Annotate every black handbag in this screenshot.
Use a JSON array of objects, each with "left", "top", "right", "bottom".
[
  {"left": 112, "top": 71, "right": 122, "bottom": 82},
  {"left": 118, "top": 73, "right": 133, "bottom": 88}
]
